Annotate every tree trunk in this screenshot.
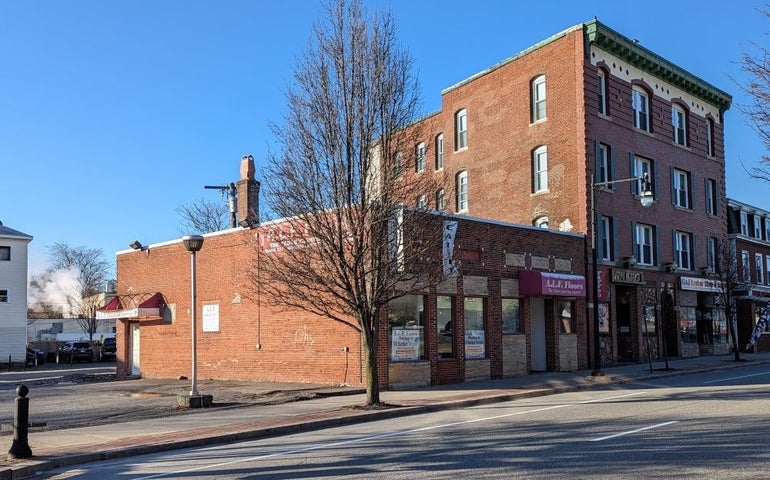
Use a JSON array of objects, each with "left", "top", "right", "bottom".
[
  {"left": 729, "top": 317, "right": 741, "bottom": 361},
  {"left": 365, "top": 343, "right": 380, "bottom": 405}
]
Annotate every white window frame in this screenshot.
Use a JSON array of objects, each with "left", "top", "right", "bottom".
[
  {"left": 599, "top": 215, "right": 612, "bottom": 261},
  {"left": 632, "top": 88, "right": 649, "bottom": 132},
  {"left": 534, "top": 216, "right": 549, "bottom": 229},
  {"left": 706, "top": 118, "right": 715, "bottom": 157},
  {"left": 706, "top": 178, "right": 717, "bottom": 216},
  {"left": 531, "top": 75, "right": 546, "bottom": 122},
  {"left": 672, "top": 105, "right": 687, "bottom": 146},
  {"left": 673, "top": 168, "right": 691, "bottom": 209},
  {"left": 533, "top": 146, "right": 548, "bottom": 193},
  {"left": 757, "top": 253, "right": 765, "bottom": 285},
  {"left": 675, "top": 231, "right": 693, "bottom": 271},
  {"left": 436, "top": 189, "right": 445, "bottom": 211},
  {"left": 415, "top": 142, "right": 425, "bottom": 173},
  {"left": 633, "top": 155, "right": 654, "bottom": 194},
  {"left": 766, "top": 255, "right": 770, "bottom": 285},
  {"left": 636, "top": 223, "right": 655, "bottom": 266},
  {"left": 742, "top": 250, "right": 751, "bottom": 282},
  {"left": 765, "top": 219, "right": 770, "bottom": 242},
  {"left": 597, "top": 70, "right": 607, "bottom": 115},
  {"left": 707, "top": 237, "right": 718, "bottom": 272},
  {"left": 597, "top": 143, "right": 610, "bottom": 184},
  {"left": 456, "top": 171, "right": 468, "bottom": 212},
  {"left": 455, "top": 109, "right": 467, "bottom": 150},
  {"left": 416, "top": 195, "right": 426, "bottom": 209},
  {"left": 741, "top": 211, "right": 749, "bottom": 236},
  {"left": 754, "top": 216, "right": 762, "bottom": 239},
  {"left": 435, "top": 134, "right": 444, "bottom": 170}
]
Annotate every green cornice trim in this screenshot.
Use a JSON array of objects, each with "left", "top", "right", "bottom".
[{"left": 585, "top": 20, "right": 732, "bottom": 113}]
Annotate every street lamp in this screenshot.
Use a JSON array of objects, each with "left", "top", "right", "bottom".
[
  {"left": 182, "top": 235, "right": 204, "bottom": 396},
  {"left": 590, "top": 173, "right": 653, "bottom": 377}
]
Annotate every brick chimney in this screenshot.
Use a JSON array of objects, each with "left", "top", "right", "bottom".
[{"left": 236, "top": 154, "right": 260, "bottom": 227}]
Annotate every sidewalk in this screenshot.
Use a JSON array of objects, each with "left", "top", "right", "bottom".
[{"left": 6, "top": 352, "right": 770, "bottom": 479}]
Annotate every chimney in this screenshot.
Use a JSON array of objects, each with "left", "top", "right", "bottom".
[{"left": 236, "top": 154, "right": 260, "bottom": 228}]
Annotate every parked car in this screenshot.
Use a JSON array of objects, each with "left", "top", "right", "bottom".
[
  {"left": 26, "top": 347, "right": 45, "bottom": 366},
  {"left": 56, "top": 342, "right": 93, "bottom": 364},
  {"left": 99, "top": 337, "right": 116, "bottom": 361}
]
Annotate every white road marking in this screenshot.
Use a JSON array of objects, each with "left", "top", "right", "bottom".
[
  {"left": 703, "top": 371, "right": 770, "bottom": 384},
  {"left": 131, "top": 391, "right": 647, "bottom": 480},
  {"left": 589, "top": 421, "right": 679, "bottom": 442}
]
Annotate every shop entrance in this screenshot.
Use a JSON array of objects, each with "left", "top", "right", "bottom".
[
  {"left": 616, "top": 286, "right": 635, "bottom": 362},
  {"left": 530, "top": 297, "right": 547, "bottom": 371},
  {"left": 662, "top": 290, "right": 679, "bottom": 358}
]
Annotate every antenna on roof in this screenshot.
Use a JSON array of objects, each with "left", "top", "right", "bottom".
[{"left": 204, "top": 182, "right": 237, "bottom": 228}]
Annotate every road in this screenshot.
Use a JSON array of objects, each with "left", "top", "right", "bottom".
[{"left": 35, "top": 364, "right": 770, "bottom": 479}]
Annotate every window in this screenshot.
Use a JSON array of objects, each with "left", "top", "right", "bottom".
[
  {"left": 597, "top": 70, "right": 607, "bottom": 115},
  {"left": 740, "top": 211, "right": 749, "bottom": 236},
  {"left": 502, "top": 299, "right": 521, "bottom": 334},
  {"left": 766, "top": 219, "right": 770, "bottom": 242},
  {"left": 598, "top": 215, "right": 614, "bottom": 261},
  {"left": 532, "top": 146, "right": 548, "bottom": 192},
  {"left": 0, "top": 246, "right": 9, "bottom": 261},
  {"left": 455, "top": 109, "right": 467, "bottom": 150},
  {"left": 0, "top": 289, "right": 7, "bottom": 303},
  {"left": 631, "top": 154, "right": 654, "bottom": 195},
  {"left": 388, "top": 295, "right": 425, "bottom": 361},
  {"left": 706, "top": 118, "right": 715, "bottom": 157},
  {"left": 754, "top": 216, "right": 763, "bottom": 239},
  {"left": 766, "top": 255, "right": 770, "bottom": 285},
  {"left": 435, "top": 134, "right": 444, "bottom": 170},
  {"left": 436, "top": 189, "right": 445, "bottom": 211},
  {"left": 674, "top": 230, "right": 693, "bottom": 270},
  {"left": 533, "top": 216, "right": 549, "bottom": 229},
  {"left": 531, "top": 75, "right": 546, "bottom": 122},
  {"left": 632, "top": 88, "right": 649, "bottom": 131},
  {"left": 672, "top": 105, "right": 687, "bottom": 146},
  {"left": 559, "top": 301, "right": 574, "bottom": 334},
  {"left": 415, "top": 142, "right": 425, "bottom": 173},
  {"left": 392, "top": 151, "right": 403, "bottom": 177},
  {"left": 757, "top": 253, "right": 765, "bottom": 285},
  {"left": 456, "top": 171, "right": 468, "bottom": 211},
  {"left": 437, "top": 296, "right": 455, "bottom": 358},
  {"left": 464, "top": 297, "right": 486, "bottom": 359},
  {"left": 672, "top": 168, "right": 692, "bottom": 209},
  {"left": 635, "top": 223, "right": 655, "bottom": 266},
  {"left": 742, "top": 250, "right": 751, "bottom": 282},
  {"left": 707, "top": 237, "right": 718, "bottom": 273},
  {"left": 416, "top": 195, "right": 426, "bottom": 209},
  {"left": 596, "top": 142, "right": 612, "bottom": 184},
  {"left": 705, "top": 178, "right": 718, "bottom": 216}
]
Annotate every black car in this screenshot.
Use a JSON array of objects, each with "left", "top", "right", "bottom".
[
  {"left": 26, "top": 347, "right": 45, "bottom": 366},
  {"left": 99, "top": 337, "right": 116, "bottom": 361},
  {"left": 56, "top": 342, "right": 93, "bottom": 364}
]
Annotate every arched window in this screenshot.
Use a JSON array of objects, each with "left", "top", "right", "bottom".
[
  {"left": 533, "top": 216, "right": 549, "bottom": 228},
  {"left": 436, "top": 189, "right": 445, "bottom": 211},
  {"left": 435, "top": 134, "right": 444, "bottom": 169},
  {"left": 631, "top": 86, "right": 650, "bottom": 132},
  {"left": 455, "top": 109, "right": 468, "bottom": 150},
  {"left": 671, "top": 103, "right": 688, "bottom": 146},
  {"left": 532, "top": 146, "right": 548, "bottom": 193},
  {"left": 456, "top": 171, "right": 468, "bottom": 211}
]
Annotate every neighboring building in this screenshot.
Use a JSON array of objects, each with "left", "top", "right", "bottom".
[
  {"left": 398, "top": 20, "right": 732, "bottom": 365},
  {"left": 0, "top": 221, "right": 33, "bottom": 364},
  {"left": 727, "top": 198, "right": 770, "bottom": 352},
  {"left": 101, "top": 157, "right": 587, "bottom": 387}
]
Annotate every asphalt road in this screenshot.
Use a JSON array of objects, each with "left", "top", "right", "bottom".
[{"left": 35, "top": 364, "right": 770, "bottom": 479}]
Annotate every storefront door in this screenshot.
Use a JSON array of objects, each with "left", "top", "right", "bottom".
[
  {"left": 130, "top": 323, "right": 141, "bottom": 376},
  {"left": 616, "top": 286, "right": 634, "bottom": 362},
  {"left": 530, "top": 298, "right": 547, "bottom": 371}
]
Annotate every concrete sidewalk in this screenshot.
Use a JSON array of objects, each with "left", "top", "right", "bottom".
[{"left": 6, "top": 352, "right": 770, "bottom": 479}]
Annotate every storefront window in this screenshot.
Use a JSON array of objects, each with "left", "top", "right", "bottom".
[
  {"left": 680, "top": 306, "right": 697, "bottom": 344},
  {"left": 502, "top": 299, "right": 521, "bottom": 334},
  {"left": 713, "top": 309, "right": 727, "bottom": 345},
  {"left": 559, "top": 301, "right": 574, "bottom": 333},
  {"left": 437, "top": 296, "right": 455, "bottom": 359},
  {"left": 388, "top": 295, "right": 425, "bottom": 362},
  {"left": 464, "top": 297, "right": 486, "bottom": 358},
  {"left": 642, "top": 305, "right": 656, "bottom": 334}
]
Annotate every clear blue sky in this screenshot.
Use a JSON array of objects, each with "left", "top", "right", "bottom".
[{"left": 1, "top": 0, "right": 767, "bottom": 277}]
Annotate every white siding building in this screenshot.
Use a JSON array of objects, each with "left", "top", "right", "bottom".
[{"left": 0, "top": 221, "right": 32, "bottom": 364}]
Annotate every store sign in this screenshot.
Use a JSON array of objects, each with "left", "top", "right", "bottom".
[
  {"left": 518, "top": 270, "right": 586, "bottom": 297},
  {"left": 390, "top": 329, "right": 420, "bottom": 361},
  {"left": 611, "top": 269, "right": 644, "bottom": 284},
  {"left": 202, "top": 304, "right": 220, "bottom": 332},
  {"left": 680, "top": 276, "right": 723, "bottom": 292}
]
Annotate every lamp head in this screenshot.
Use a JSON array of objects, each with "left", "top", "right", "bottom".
[
  {"left": 639, "top": 173, "right": 654, "bottom": 208},
  {"left": 182, "top": 235, "right": 205, "bottom": 253},
  {"left": 129, "top": 240, "right": 143, "bottom": 251}
]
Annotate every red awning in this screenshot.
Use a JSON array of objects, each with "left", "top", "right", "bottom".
[
  {"left": 518, "top": 270, "right": 586, "bottom": 297},
  {"left": 96, "top": 292, "right": 165, "bottom": 320}
]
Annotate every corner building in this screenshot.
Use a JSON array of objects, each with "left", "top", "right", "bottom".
[{"left": 403, "top": 20, "right": 732, "bottom": 365}]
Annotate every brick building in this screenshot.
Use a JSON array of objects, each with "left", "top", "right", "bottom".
[{"left": 398, "top": 20, "right": 732, "bottom": 365}]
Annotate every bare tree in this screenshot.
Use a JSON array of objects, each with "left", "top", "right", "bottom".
[
  {"left": 714, "top": 238, "right": 749, "bottom": 361},
  {"left": 251, "top": 0, "right": 443, "bottom": 405},
  {"left": 176, "top": 198, "right": 229, "bottom": 234},
  {"left": 738, "top": 7, "right": 770, "bottom": 181}
]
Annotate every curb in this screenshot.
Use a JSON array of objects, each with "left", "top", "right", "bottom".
[{"left": 7, "top": 357, "right": 770, "bottom": 479}]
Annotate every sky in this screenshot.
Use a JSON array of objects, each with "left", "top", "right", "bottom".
[{"left": 2, "top": 0, "right": 769, "bottom": 278}]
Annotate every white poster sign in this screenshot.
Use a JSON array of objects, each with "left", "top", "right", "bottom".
[
  {"left": 390, "top": 329, "right": 420, "bottom": 361},
  {"left": 202, "top": 304, "right": 220, "bottom": 332}
]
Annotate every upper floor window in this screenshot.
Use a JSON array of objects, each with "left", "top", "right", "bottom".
[
  {"left": 742, "top": 250, "right": 751, "bottom": 282},
  {"left": 672, "top": 105, "right": 687, "bottom": 146},
  {"left": 415, "top": 142, "right": 425, "bottom": 173},
  {"left": 392, "top": 151, "right": 404, "bottom": 178},
  {"left": 596, "top": 142, "right": 612, "bottom": 184},
  {"left": 757, "top": 253, "right": 765, "bottom": 285},
  {"left": 672, "top": 168, "right": 692, "bottom": 209},
  {"left": 533, "top": 216, "right": 549, "bottom": 229},
  {"left": 531, "top": 75, "right": 546, "bottom": 122},
  {"left": 741, "top": 211, "right": 749, "bottom": 236},
  {"left": 766, "top": 255, "right": 770, "bottom": 285},
  {"left": 706, "top": 118, "right": 715, "bottom": 157},
  {"left": 674, "top": 230, "right": 693, "bottom": 271},
  {"left": 632, "top": 88, "right": 649, "bottom": 132},
  {"left": 634, "top": 223, "right": 656, "bottom": 266},
  {"left": 631, "top": 154, "right": 655, "bottom": 196},
  {"left": 598, "top": 215, "right": 614, "bottom": 261},
  {"left": 456, "top": 171, "right": 468, "bottom": 212},
  {"left": 455, "top": 109, "right": 468, "bottom": 150},
  {"left": 707, "top": 237, "right": 718, "bottom": 273},
  {"left": 416, "top": 195, "right": 427, "bottom": 209},
  {"left": 705, "top": 178, "right": 718, "bottom": 216},
  {"left": 765, "top": 218, "right": 770, "bottom": 242},
  {"left": 532, "top": 146, "right": 548, "bottom": 193},
  {"left": 755, "top": 216, "right": 763, "bottom": 239},
  {"left": 597, "top": 70, "right": 607, "bottom": 115},
  {"left": 0, "top": 246, "right": 9, "bottom": 261},
  {"left": 436, "top": 189, "right": 445, "bottom": 211},
  {"left": 435, "top": 134, "right": 444, "bottom": 170}
]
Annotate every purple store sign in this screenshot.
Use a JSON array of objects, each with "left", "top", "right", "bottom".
[{"left": 518, "top": 270, "right": 586, "bottom": 297}]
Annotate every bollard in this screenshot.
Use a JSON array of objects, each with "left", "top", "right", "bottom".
[{"left": 8, "top": 384, "right": 32, "bottom": 459}]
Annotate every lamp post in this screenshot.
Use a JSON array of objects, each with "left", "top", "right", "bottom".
[
  {"left": 182, "top": 235, "right": 204, "bottom": 396},
  {"left": 590, "top": 173, "right": 653, "bottom": 376}
]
